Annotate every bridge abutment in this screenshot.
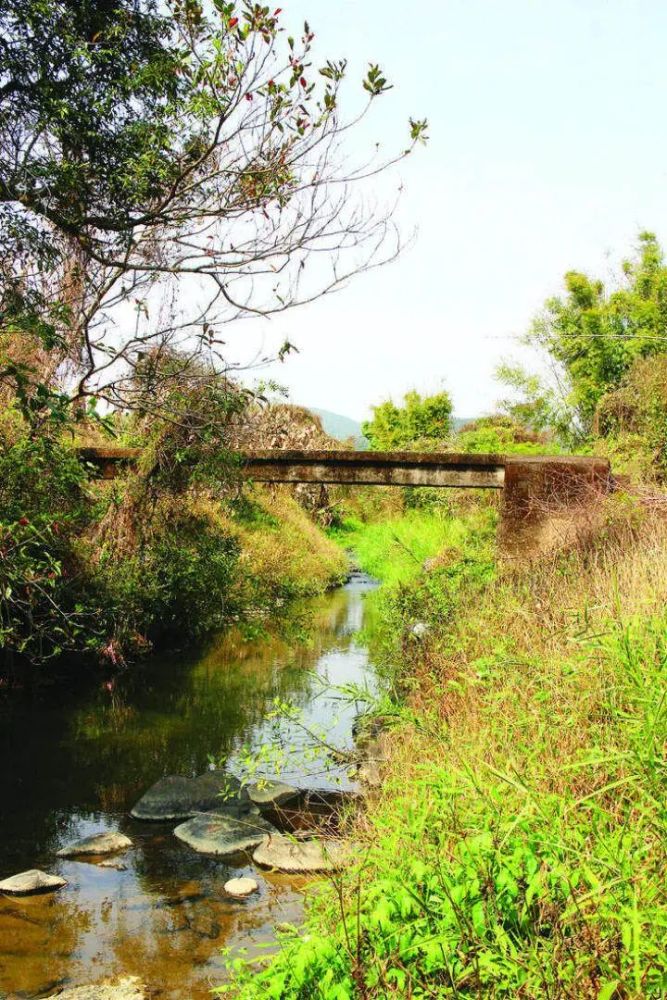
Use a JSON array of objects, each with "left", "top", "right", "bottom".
[{"left": 500, "top": 456, "right": 613, "bottom": 558}]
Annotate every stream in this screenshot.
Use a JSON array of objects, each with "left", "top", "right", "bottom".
[{"left": 0, "top": 572, "right": 378, "bottom": 999}]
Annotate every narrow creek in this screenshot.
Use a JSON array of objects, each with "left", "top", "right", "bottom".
[{"left": 0, "top": 571, "right": 378, "bottom": 1000}]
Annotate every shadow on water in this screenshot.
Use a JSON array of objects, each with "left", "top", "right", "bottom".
[{"left": 0, "top": 573, "right": 377, "bottom": 999}]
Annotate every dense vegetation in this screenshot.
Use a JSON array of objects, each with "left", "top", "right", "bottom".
[
  {"left": 222, "top": 235, "right": 667, "bottom": 998},
  {"left": 362, "top": 390, "right": 454, "bottom": 451},
  {"left": 0, "top": 393, "right": 349, "bottom": 668}
]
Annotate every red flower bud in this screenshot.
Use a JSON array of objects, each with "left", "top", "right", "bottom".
[
  {"left": 246, "top": 92, "right": 253, "bottom": 101},
  {"left": 274, "top": 7, "right": 282, "bottom": 13},
  {"left": 300, "top": 77, "right": 307, "bottom": 88},
  {"left": 228, "top": 17, "right": 238, "bottom": 27},
  {"left": 18, "top": 517, "right": 29, "bottom": 527}
]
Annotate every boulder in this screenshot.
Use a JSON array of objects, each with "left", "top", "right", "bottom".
[
  {"left": 268, "top": 787, "right": 361, "bottom": 834},
  {"left": 130, "top": 770, "right": 243, "bottom": 821},
  {"left": 0, "top": 869, "right": 67, "bottom": 895},
  {"left": 253, "top": 834, "right": 353, "bottom": 873},
  {"left": 223, "top": 877, "right": 259, "bottom": 898},
  {"left": 247, "top": 779, "right": 298, "bottom": 808},
  {"left": 174, "top": 805, "right": 276, "bottom": 857},
  {"left": 45, "top": 977, "right": 145, "bottom": 999},
  {"left": 57, "top": 831, "right": 132, "bottom": 858}
]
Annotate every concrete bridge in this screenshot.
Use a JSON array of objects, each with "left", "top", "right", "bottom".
[{"left": 78, "top": 447, "right": 613, "bottom": 554}]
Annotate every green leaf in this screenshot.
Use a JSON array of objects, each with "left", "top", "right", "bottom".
[{"left": 597, "top": 982, "right": 621, "bottom": 1000}]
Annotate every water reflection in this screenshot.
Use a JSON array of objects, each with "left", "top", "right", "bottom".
[{"left": 0, "top": 574, "right": 376, "bottom": 999}]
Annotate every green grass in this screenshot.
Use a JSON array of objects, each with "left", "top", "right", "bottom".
[{"left": 330, "top": 509, "right": 472, "bottom": 586}]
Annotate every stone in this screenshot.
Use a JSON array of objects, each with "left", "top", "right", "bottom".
[
  {"left": 357, "top": 759, "right": 382, "bottom": 788},
  {"left": 46, "top": 976, "right": 145, "bottom": 999},
  {"left": 247, "top": 779, "right": 299, "bottom": 808},
  {"left": 252, "top": 834, "right": 353, "bottom": 873},
  {"left": 411, "top": 621, "right": 430, "bottom": 639},
  {"left": 97, "top": 859, "right": 128, "bottom": 871},
  {"left": 270, "top": 787, "right": 361, "bottom": 835},
  {"left": 57, "top": 831, "right": 132, "bottom": 858},
  {"left": 0, "top": 869, "right": 67, "bottom": 895},
  {"left": 174, "top": 807, "right": 276, "bottom": 857},
  {"left": 224, "top": 877, "right": 259, "bottom": 898},
  {"left": 130, "top": 770, "right": 244, "bottom": 821}
]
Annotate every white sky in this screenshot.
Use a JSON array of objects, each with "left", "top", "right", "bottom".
[{"left": 226, "top": 0, "right": 667, "bottom": 422}]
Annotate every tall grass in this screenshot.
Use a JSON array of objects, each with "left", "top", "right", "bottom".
[
  {"left": 330, "top": 508, "right": 475, "bottom": 586},
  {"left": 223, "top": 496, "right": 667, "bottom": 999}
]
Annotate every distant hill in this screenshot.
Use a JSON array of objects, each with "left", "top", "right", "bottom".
[
  {"left": 451, "top": 416, "right": 480, "bottom": 431},
  {"left": 308, "top": 408, "right": 368, "bottom": 448},
  {"left": 306, "top": 409, "right": 482, "bottom": 448}
]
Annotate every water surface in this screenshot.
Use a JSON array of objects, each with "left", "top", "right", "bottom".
[{"left": 0, "top": 573, "right": 376, "bottom": 999}]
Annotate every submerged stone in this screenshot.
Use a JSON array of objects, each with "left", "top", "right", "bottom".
[
  {"left": 252, "top": 834, "right": 353, "bottom": 873},
  {"left": 49, "top": 976, "right": 145, "bottom": 999},
  {"left": 173, "top": 806, "right": 276, "bottom": 857},
  {"left": 57, "top": 831, "right": 133, "bottom": 858},
  {"left": 130, "top": 770, "right": 244, "bottom": 821},
  {"left": 0, "top": 869, "right": 67, "bottom": 895},
  {"left": 223, "top": 877, "right": 259, "bottom": 898}
]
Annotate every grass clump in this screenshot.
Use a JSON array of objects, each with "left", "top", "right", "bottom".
[{"left": 223, "top": 498, "right": 667, "bottom": 998}]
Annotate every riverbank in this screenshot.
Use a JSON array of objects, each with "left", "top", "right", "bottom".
[{"left": 226, "top": 491, "right": 667, "bottom": 997}]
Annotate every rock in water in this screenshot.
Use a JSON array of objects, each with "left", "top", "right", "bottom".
[
  {"left": 174, "top": 806, "right": 275, "bottom": 857},
  {"left": 223, "top": 877, "right": 259, "bottom": 898},
  {"left": 0, "top": 869, "right": 67, "bottom": 895},
  {"left": 130, "top": 770, "right": 244, "bottom": 821},
  {"left": 253, "top": 835, "right": 353, "bottom": 873},
  {"left": 57, "top": 831, "right": 133, "bottom": 857},
  {"left": 47, "top": 976, "right": 145, "bottom": 998},
  {"left": 247, "top": 779, "right": 298, "bottom": 808}
]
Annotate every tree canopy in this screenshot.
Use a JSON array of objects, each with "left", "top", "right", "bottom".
[
  {"left": 362, "top": 390, "right": 453, "bottom": 451},
  {"left": 498, "top": 231, "right": 667, "bottom": 446}
]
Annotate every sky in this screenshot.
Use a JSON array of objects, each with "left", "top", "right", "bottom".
[{"left": 225, "top": 0, "right": 667, "bottom": 422}]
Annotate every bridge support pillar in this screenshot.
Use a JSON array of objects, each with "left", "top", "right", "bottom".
[{"left": 500, "top": 456, "right": 613, "bottom": 558}]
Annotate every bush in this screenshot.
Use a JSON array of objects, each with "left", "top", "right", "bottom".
[
  {"left": 595, "top": 355, "right": 667, "bottom": 480},
  {"left": 0, "top": 435, "right": 103, "bottom": 663}
]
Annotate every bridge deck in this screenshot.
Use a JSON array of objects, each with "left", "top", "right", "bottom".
[
  {"left": 244, "top": 449, "right": 506, "bottom": 488},
  {"left": 76, "top": 447, "right": 609, "bottom": 493}
]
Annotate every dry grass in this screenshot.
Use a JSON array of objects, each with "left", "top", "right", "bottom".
[
  {"left": 227, "top": 485, "right": 348, "bottom": 601},
  {"left": 407, "top": 496, "right": 667, "bottom": 791}
]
